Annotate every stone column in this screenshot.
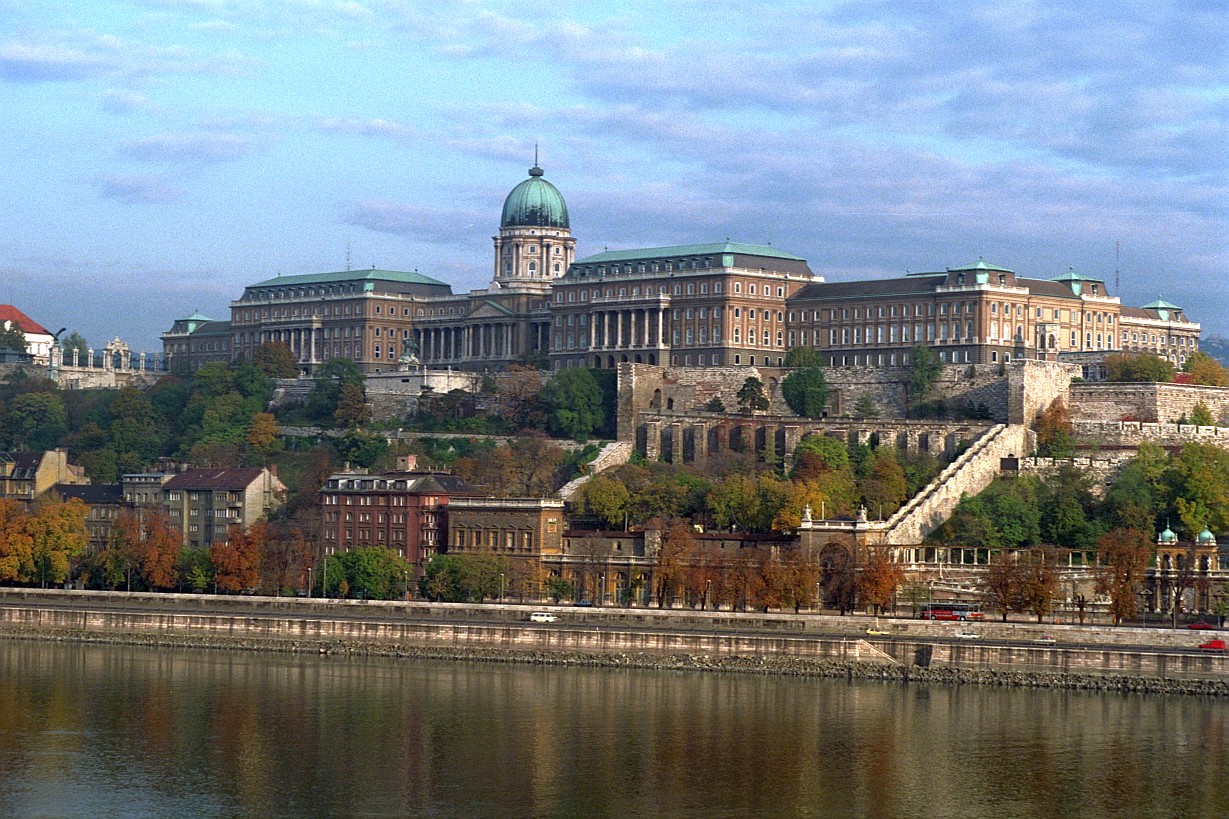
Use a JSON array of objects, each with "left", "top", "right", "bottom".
[
  {"left": 670, "top": 422, "right": 685, "bottom": 465},
  {"left": 644, "top": 420, "right": 662, "bottom": 461},
  {"left": 693, "top": 422, "right": 709, "bottom": 464},
  {"left": 616, "top": 311, "right": 624, "bottom": 350}
]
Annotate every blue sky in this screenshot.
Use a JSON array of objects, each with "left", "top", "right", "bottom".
[{"left": 2, "top": 0, "right": 1226, "bottom": 351}]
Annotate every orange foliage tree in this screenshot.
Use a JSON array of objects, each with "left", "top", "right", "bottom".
[
  {"left": 113, "top": 508, "right": 183, "bottom": 590},
  {"left": 857, "top": 549, "right": 904, "bottom": 615},
  {"left": 211, "top": 522, "right": 266, "bottom": 593}
]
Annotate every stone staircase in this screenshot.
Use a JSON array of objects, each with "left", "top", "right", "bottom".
[
  {"left": 880, "top": 423, "right": 1031, "bottom": 545},
  {"left": 557, "top": 440, "right": 634, "bottom": 500}
]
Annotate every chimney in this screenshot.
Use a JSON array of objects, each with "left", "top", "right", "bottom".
[{"left": 397, "top": 454, "right": 417, "bottom": 472}]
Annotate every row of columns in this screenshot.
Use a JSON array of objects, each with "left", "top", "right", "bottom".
[
  {"left": 641, "top": 420, "right": 960, "bottom": 466},
  {"left": 52, "top": 347, "right": 161, "bottom": 371},
  {"left": 589, "top": 308, "right": 665, "bottom": 350},
  {"left": 260, "top": 327, "right": 320, "bottom": 365},
  {"left": 416, "top": 322, "right": 549, "bottom": 364}
]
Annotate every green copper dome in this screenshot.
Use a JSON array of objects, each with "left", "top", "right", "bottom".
[
  {"left": 501, "top": 165, "right": 569, "bottom": 229},
  {"left": 1158, "top": 526, "right": 1178, "bottom": 544},
  {"left": 1197, "top": 527, "right": 1216, "bottom": 545}
]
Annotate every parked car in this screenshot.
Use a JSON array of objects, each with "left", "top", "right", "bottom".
[
  {"left": 1198, "top": 639, "right": 1226, "bottom": 651},
  {"left": 1185, "top": 621, "right": 1215, "bottom": 630},
  {"left": 572, "top": 600, "right": 595, "bottom": 608},
  {"left": 529, "top": 612, "right": 558, "bottom": 623},
  {"left": 866, "top": 627, "right": 890, "bottom": 636},
  {"left": 1031, "top": 635, "right": 1057, "bottom": 645},
  {"left": 955, "top": 630, "right": 982, "bottom": 640}
]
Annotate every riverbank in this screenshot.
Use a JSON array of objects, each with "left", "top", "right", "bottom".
[{"left": 1, "top": 620, "right": 1224, "bottom": 697}]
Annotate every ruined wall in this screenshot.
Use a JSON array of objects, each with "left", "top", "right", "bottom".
[
  {"left": 1008, "top": 360, "right": 1080, "bottom": 425},
  {"left": 1017, "top": 455, "right": 1133, "bottom": 499},
  {"left": 1069, "top": 383, "right": 1229, "bottom": 424}
]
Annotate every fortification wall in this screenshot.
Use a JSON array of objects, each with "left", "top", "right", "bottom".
[
  {"left": 1070, "top": 383, "right": 1229, "bottom": 424},
  {"left": 1074, "top": 420, "right": 1229, "bottom": 450}
]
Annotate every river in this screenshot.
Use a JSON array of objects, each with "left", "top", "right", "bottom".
[{"left": 0, "top": 640, "right": 1223, "bottom": 817}]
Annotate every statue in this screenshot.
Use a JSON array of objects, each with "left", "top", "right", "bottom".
[{"left": 398, "top": 335, "right": 420, "bottom": 370}]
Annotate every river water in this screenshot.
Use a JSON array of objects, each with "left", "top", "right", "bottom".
[{"left": 0, "top": 640, "right": 1223, "bottom": 818}]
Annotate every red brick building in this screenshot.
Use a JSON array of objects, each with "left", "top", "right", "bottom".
[{"left": 319, "top": 455, "right": 481, "bottom": 579}]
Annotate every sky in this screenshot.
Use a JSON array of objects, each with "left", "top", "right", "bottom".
[{"left": 1, "top": 0, "right": 1226, "bottom": 352}]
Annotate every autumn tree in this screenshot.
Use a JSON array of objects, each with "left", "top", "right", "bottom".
[
  {"left": 980, "top": 552, "right": 1022, "bottom": 621},
  {"left": 493, "top": 365, "right": 546, "bottom": 431},
  {"left": 251, "top": 342, "right": 299, "bottom": 378},
  {"left": 334, "top": 382, "right": 371, "bottom": 428},
  {"left": 245, "top": 412, "right": 282, "bottom": 457},
  {"left": 1035, "top": 398, "right": 1076, "bottom": 458},
  {"left": 654, "top": 519, "right": 695, "bottom": 607},
  {"left": 25, "top": 498, "right": 89, "bottom": 587},
  {"left": 1017, "top": 547, "right": 1061, "bottom": 622},
  {"left": 212, "top": 523, "right": 266, "bottom": 592},
  {"left": 112, "top": 508, "right": 182, "bottom": 590},
  {"left": 858, "top": 452, "right": 908, "bottom": 518},
  {"left": 858, "top": 549, "right": 904, "bottom": 615},
  {"left": 0, "top": 499, "right": 34, "bottom": 583},
  {"left": 1182, "top": 352, "right": 1229, "bottom": 387},
  {"left": 1095, "top": 527, "right": 1154, "bottom": 625}
]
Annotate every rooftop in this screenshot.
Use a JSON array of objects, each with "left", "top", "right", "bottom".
[
  {"left": 247, "top": 269, "right": 449, "bottom": 289},
  {"left": 575, "top": 241, "right": 806, "bottom": 265}
]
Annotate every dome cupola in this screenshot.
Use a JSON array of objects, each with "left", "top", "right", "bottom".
[{"left": 500, "top": 165, "right": 569, "bottom": 229}]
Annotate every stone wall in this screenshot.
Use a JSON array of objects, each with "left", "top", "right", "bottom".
[
  {"left": 618, "top": 360, "right": 1076, "bottom": 442},
  {"left": 1017, "top": 455, "right": 1133, "bottom": 498},
  {"left": 1074, "top": 420, "right": 1229, "bottom": 451},
  {"left": 1070, "top": 383, "right": 1229, "bottom": 424}
]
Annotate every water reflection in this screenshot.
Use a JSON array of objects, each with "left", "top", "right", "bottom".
[{"left": 0, "top": 640, "right": 1223, "bottom": 817}]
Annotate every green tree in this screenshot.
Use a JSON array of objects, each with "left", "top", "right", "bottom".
[
  {"left": 780, "top": 366, "right": 829, "bottom": 419},
  {"left": 580, "top": 475, "right": 630, "bottom": 528},
  {"left": 4, "top": 391, "right": 67, "bottom": 450},
  {"left": 907, "top": 345, "right": 942, "bottom": 403},
  {"left": 1104, "top": 352, "right": 1175, "bottom": 383},
  {"left": 63, "top": 331, "right": 89, "bottom": 364},
  {"left": 328, "top": 546, "right": 415, "bottom": 599},
  {"left": 793, "top": 434, "right": 849, "bottom": 472},
  {"left": 783, "top": 347, "right": 824, "bottom": 369},
  {"left": 0, "top": 322, "right": 27, "bottom": 352},
  {"left": 542, "top": 368, "right": 607, "bottom": 441},
  {"left": 736, "top": 377, "right": 769, "bottom": 414},
  {"left": 1187, "top": 401, "right": 1215, "bottom": 427}
]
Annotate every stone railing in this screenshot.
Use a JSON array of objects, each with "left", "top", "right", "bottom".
[{"left": 557, "top": 441, "right": 633, "bottom": 500}]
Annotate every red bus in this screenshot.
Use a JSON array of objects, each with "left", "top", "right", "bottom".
[{"left": 918, "top": 602, "right": 985, "bottom": 621}]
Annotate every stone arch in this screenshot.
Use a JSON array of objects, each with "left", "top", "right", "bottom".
[
  {"left": 660, "top": 425, "right": 674, "bottom": 463},
  {"left": 648, "top": 354, "right": 656, "bottom": 365},
  {"left": 607, "top": 356, "right": 615, "bottom": 368},
  {"left": 651, "top": 389, "right": 662, "bottom": 409},
  {"left": 594, "top": 355, "right": 602, "bottom": 367},
  {"left": 707, "top": 425, "right": 722, "bottom": 455}
]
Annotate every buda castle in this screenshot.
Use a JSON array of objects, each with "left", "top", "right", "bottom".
[{"left": 163, "top": 164, "right": 1200, "bottom": 375}]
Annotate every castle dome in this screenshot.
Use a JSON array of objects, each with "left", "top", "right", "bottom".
[
  {"left": 500, "top": 165, "right": 569, "bottom": 229},
  {"left": 1158, "top": 525, "right": 1178, "bottom": 545}
]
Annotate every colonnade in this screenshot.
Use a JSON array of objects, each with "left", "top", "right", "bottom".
[
  {"left": 588, "top": 307, "right": 666, "bottom": 350},
  {"left": 413, "top": 321, "right": 549, "bottom": 365}
]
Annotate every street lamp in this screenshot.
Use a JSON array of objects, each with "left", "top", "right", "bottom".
[
  {"left": 404, "top": 570, "right": 409, "bottom": 601},
  {"left": 706, "top": 578, "right": 712, "bottom": 611},
  {"left": 599, "top": 573, "right": 605, "bottom": 607},
  {"left": 499, "top": 573, "right": 505, "bottom": 602},
  {"left": 307, "top": 566, "right": 313, "bottom": 599}
]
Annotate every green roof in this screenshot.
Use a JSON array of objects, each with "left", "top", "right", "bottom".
[
  {"left": 1052, "top": 266, "right": 1102, "bottom": 283},
  {"left": 576, "top": 241, "right": 805, "bottom": 265},
  {"left": 183, "top": 311, "right": 213, "bottom": 322},
  {"left": 247, "top": 269, "right": 449, "bottom": 288},
  {"left": 1143, "top": 296, "right": 1182, "bottom": 311},
  {"left": 501, "top": 166, "right": 569, "bottom": 229},
  {"left": 945, "top": 258, "right": 1014, "bottom": 274}
]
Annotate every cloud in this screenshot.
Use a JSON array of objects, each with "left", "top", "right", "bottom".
[
  {"left": 345, "top": 200, "right": 487, "bottom": 244},
  {"left": 95, "top": 174, "right": 183, "bottom": 204},
  {"left": 101, "top": 88, "right": 162, "bottom": 114},
  {"left": 0, "top": 31, "right": 256, "bottom": 84},
  {"left": 121, "top": 132, "right": 255, "bottom": 164}
]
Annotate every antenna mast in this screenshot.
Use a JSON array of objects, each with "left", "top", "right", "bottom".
[
  {"left": 1115, "top": 240, "right": 1120, "bottom": 293},
  {"left": 346, "top": 241, "right": 352, "bottom": 272}
]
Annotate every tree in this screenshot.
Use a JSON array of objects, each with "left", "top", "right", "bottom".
[
  {"left": 251, "top": 342, "right": 300, "bottom": 378},
  {"left": 26, "top": 498, "right": 89, "bottom": 587},
  {"left": 1187, "top": 401, "right": 1215, "bottom": 427},
  {"left": 981, "top": 552, "right": 1022, "bottom": 621},
  {"left": 907, "top": 345, "right": 942, "bottom": 403},
  {"left": 1104, "top": 352, "right": 1175, "bottom": 383},
  {"left": 1182, "top": 352, "right": 1229, "bottom": 387},
  {"left": 780, "top": 366, "right": 829, "bottom": 419},
  {"left": 328, "top": 546, "right": 415, "bottom": 600},
  {"left": 1095, "top": 528, "right": 1154, "bottom": 625},
  {"left": 654, "top": 519, "right": 695, "bottom": 607},
  {"left": 1017, "top": 547, "right": 1061, "bottom": 622},
  {"left": 858, "top": 550, "right": 904, "bottom": 615},
  {"left": 63, "top": 331, "right": 89, "bottom": 364},
  {"left": 333, "top": 382, "right": 371, "bottom": 428},
  {"left": 212, "top": 524, "right": 266, "bottom": 592},
  {"left": 1035, "top": 398, "right": 1076, "bottom": 458},
  {"left": 493, "top": 365, "right": 546, "bottom": 431},
  {"left": 245, "top": 412, "right": 283, "bottom": 456},
  {"left": 580, "top": 475, "right": 630, "bottom": 529},
  {"left": 0, "top": 322, "right": 27, "bottom": 352},
  {"left": 542, "top": 368, "right": 607, "bottom": 441},
  {"left": 736, "top": 377, "right": 769, "bottom": 414},
  {"left": 4, "top": 391, "right": 67, "bottom": 449},
  {"left": 113, "top": 508, "right": 182, "bottom": 590},
  {"left": 0, "top": 498, "right": 34, "bottom": 583},
  {"left": 858, "top": 452, "right": 908, "bottom": 518}
]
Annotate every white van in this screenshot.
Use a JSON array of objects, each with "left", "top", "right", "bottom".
[{"left": 529, "top": 612, "right": 558, "bottom": 623}]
